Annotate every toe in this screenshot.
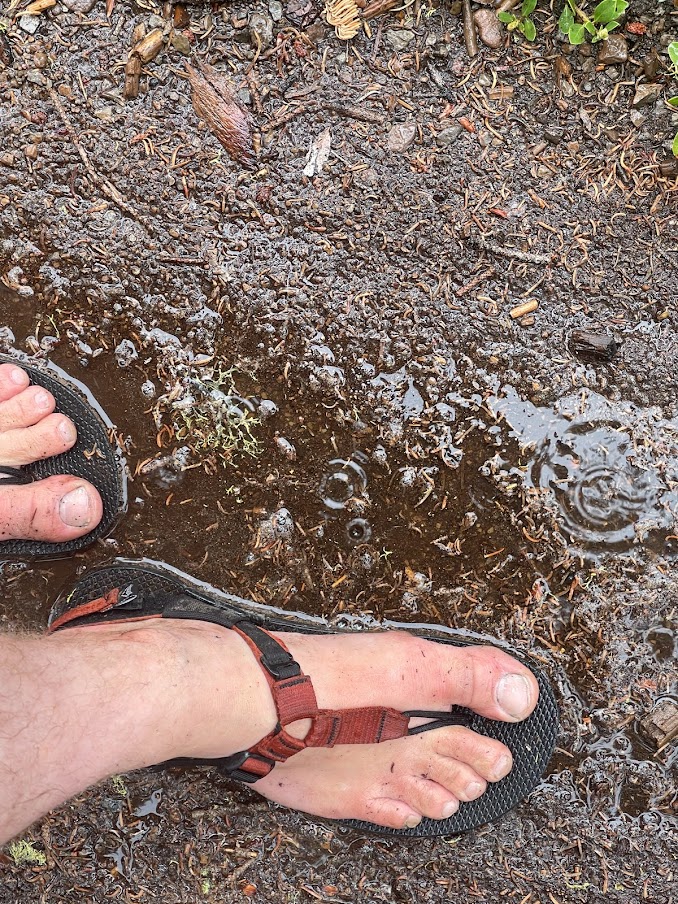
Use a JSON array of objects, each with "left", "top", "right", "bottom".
[
  {"left": 399, "top": 774, "right": 460, "bottom": 821},
  {"left": 0, "top": 476, "right": 103, "bottom": 542},
  {"left": 0, "top": 414, "right": 77, "bottom": 467},
  {"left": 433, "top": 726, "right": 513, "bottom": 784},
  {"left": 0, "top": 386, "right": 56, "bottom": 431},
  {"left": 422, "top": 641, "right": 540, "bottom": 723},
  {"left": 0, "top": 363, "right": 30, "bottom": 402}
]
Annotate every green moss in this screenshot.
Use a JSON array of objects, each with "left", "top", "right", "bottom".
[
  {"left": 173, "top": 366, "right": 262, "bottom": 465},
  {"left": 8, "top": 840, "right": 46, "bottom": 867}
]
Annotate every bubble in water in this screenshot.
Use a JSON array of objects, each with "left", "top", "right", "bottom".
[
  {"left": 319, "top": 457, "right": 367, "bottom": 512},
  {"left": 346, "top": 518, "right": 372, "bottom": 545}
]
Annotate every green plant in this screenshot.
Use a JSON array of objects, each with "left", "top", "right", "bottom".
[
  {"left": 498, "top": 0, "right": 538, "bottom": 41},
  {"left": 558, "top": 0, "right": 628, "bottom": 45},
  {"left": 668, "top": 43, "right": 678, "bottom": 158},
  {"left": 8, "top": 840, "right": 46, "bottom": 867}
]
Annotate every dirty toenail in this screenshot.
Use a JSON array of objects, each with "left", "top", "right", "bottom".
[
  {"left": 404, "top": 814, "right": 421, "bottom": 829},
  {"left": 494, "top": 755, "right": 512, "bottom": 781},
  {"left": 442, "top": 800, "right": 459, "bottom": 818},
  {"left": 58, "top": 419, "right": 77, "bottom": 444},
  {"left": 465, "top": 781, "right": 485, "bottom": 801},
  {"left": 59, "top": 486, "right": 92, "bottom": 528},
  {"left": 9, "top": 366, "right": 27, "bottom": 385},
  {"left": 35, "top": 390, "right": 52, "bottom": 410},
  {"left": 496, "top": 674, "right": 531, "bottom": 720}
]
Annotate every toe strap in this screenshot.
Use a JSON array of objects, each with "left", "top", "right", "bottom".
[{"left": 220, "top": 622, "right": 411, "bottom": 783}]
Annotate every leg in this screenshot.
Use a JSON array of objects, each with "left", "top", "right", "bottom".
[{"left": 1, "top": 617, "right": 538, "bottom": 843}]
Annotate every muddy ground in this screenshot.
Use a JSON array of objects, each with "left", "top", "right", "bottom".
[{"left": 0, "top": 0, "right": 677, "bottom": 899}]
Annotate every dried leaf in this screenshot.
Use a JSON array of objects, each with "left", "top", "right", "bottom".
[
  {"left": 303, "top": 127, "right": 332, "bottom": 177},
  {"left": 22, "top": 0, "right": 56, "bottom": 14},
  {"left": 186, "top": 63, "right": 255, "bottom": 167},
  {"left": 324, "top": 0, "right": 361, "bottom": 39}
]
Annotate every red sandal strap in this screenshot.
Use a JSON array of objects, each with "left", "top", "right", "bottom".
[{"left": 223, "top": 622, "right": 410, "bottom": 783}]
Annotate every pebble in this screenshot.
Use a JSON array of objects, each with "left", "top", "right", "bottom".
[
  {"left": 18, "top": 15, "right": 39, "bottom": 34},
  {"left": 598, "top": 35, "right": 628, "bottom": 65},
  {"left": 473, "top": 9, "right": 502, "bottom": 49},
  {"left": 62, "top": 0, "right": 97, "bottom": 10},
  {"left": 387, "top": 120, "right": 416, "bottom": 153},
  {"left": 268, "top": 0, "right": 283, "bottom": 21},
  {"left": 115, "top": 338, "right": 138, "bottom": 368},
  {"left": 249, "top": 11, "right": 273, "bottom": 48},
  {"left": 170, "top": 31, "right": 192, "bottom": 55},
  {"left": 630, "top": 109, "right": 646, "bottom": 128},
  {"left": 437, "top": 125, "right": 463, "bottom": 145},
  {"left": 275, "top": 436, "right": 297, "bottom": 460},
  {"left": 632, "top": 83, "right": 661, "bottom": 107},
  {"left": 258, "top": 399, "right": 278, "bottom": 419},
  {"left": 544, "top": 127, "right": 563, "bottom": 145},
  {"left": 386, "top": 29, "right": 415, "bottom": 52}
]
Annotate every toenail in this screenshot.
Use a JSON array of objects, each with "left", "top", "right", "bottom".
[
  {"left": 9, "top": 367, "right": 27, "bottom": 385},
  {"left": 496, "top": 674, "right": 531, "bottom": 720},
  {"left": 442, "top": 800, "right": 459, "bottom": 818},
  {"left": 58, "top": 419, "right": 77, "bottom": 444},
  {"left": 465, "top": 781, "right": 485, "bottom": 801},
  {"left": 404, "top": 814, "right": 421, "bottom": 829},
  {"left": 59, "top": 486, "right": 92, "bottom": 528},
  {"left": 494, "top": 755, "right": 512, "bottom": 781},
  {"left": 35, "top": 390, "right": 52, "bottom": 410}
]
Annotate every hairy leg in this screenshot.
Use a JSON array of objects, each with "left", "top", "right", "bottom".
[{"left": 1, "top": 619, "right": 537, "bottom": 843}]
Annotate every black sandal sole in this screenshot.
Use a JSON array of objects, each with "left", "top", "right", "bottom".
[
  {"left": 0, "top": 353, "right": 127, "bottom": 559},
  {"left": 48, "top": 558, "right": 559, "bottom": 838}
]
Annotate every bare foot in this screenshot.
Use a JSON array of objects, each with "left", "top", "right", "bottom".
[
  {"left": 94, "top": 619, "right": 539, "bottom": 831},
  {"left": 0, "top": 362, "right": 103, "bottom": 541}
]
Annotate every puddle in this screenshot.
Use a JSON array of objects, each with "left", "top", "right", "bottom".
[{"left": 489, "top": 387, "right": 678, "bottom": 559}]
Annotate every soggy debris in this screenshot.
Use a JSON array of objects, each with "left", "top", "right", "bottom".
[{"left": 186, "top": 63, "right": 255, "bottom": 166}]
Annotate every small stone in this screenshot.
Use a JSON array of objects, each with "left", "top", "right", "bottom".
[
  {"left": 18, "top": 15, "right": 40, "bottom": 35},
  {"left": 386, "top": 29, "right": 415, "bottom": 52},
  {"left": 387, "top": 120, "right": 416, "bottom": 153},
  {"left": 632, "top": 83, "right": 661, "bottom": 107},
  {"left": 26, "top": 69, "right": 47, "bottom": 86},
  {"left": 473, "top": 9, "right": 502, "bottom": 50},
  {"left": 0, "top": 154, "right": 15, "bottom": 167},
  {"left": 62, "top": 0, "right": 97, "bottom": 10},
  {"left": 115, "top": 339, "right": 138, "bottom": 368},
  {"left": 249, "top": 11, "right": 273, "bottom": 48},
  {"left": 598, "top": 34, "right": 628, "bottom": 65},
  {"left": 630, "top": 109, "right": 646, "bottom": 128},
  {"left": 269, "top": 0, "right": 283, "bottom": 20},
  {"left": 170, "top": 30, "right": 192, "bottom": 55},
  {"left": 544, "top": 127, "right": 563, "bottom": 145},
  {"left": 275, "top": 436, "right": 296, "bottom": 460},
  {"left": 23, "top": 144, "right": 39, "bottom": 161},
  {"left": 437, "top": 125, "right": 463, "bottom": 145}
]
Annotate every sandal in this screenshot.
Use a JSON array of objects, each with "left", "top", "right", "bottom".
[
  {"left": 48, "top": 558, "right": 559, "bottom": 837},
  {"left": 0, "top": 353, "right": 127, "bottom": 559}
]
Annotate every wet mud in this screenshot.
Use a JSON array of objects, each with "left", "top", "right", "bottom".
[{"left": 1, "top": 0, "right": 677, "bottom": 900}]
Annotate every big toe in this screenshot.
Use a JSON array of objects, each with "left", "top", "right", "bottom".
[{"left": 0, "top": 476, "right": 103, "bottom": 543}]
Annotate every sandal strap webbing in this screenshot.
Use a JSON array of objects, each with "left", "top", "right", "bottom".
[{"left": 224, "top": 622, "right": 410, "bottom": 782}]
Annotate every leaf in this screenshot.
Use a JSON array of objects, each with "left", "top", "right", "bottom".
[
  {"left": 593, "top": 0, "right": 617, "bottom": 24},
  {"left": 558, "top": 4, "right": 574, "bottom": 32},
  {"left": 668, "top": 97, "right": 678, "bottom": 108},
  {"left": 568, "top": 23, "right": 586, "bottom": 44},
  {"left": 669, "top": 42, "right": 678, "bottom": 67},
  {"left": 497, "top": 10, "right": 515, "bottom": 22},
  {"left": 584, "top": 20, "right": 596, "bottom": 34},
  {"left": 606, "top": 20, "right": 620, "bottom": 32},
  {"left": 673, "top": 131, "right": 678, "bottom": 159},
  {"left": 522, "top": 17, "right": 537, "bottom": 40},
  {"left": 186, "top": 63, "right": 255, "bottom": 166},
  {"left": 522, "top": 0, "right": 537, "bottom": 16}
]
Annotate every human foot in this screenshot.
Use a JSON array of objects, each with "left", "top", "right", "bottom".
[
  {"left": 50, "top": 573, "right": 545, "bottom": 833},
  {"left": 0, "top": 361, "right": 103, "bottom": 542}
]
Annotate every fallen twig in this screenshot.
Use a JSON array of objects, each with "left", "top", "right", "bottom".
[
  {"left": 48, "top": 86, "right": 153, "bottom": 234},
  {"left": 466, "top": 233, "right": 553, "bottom": 265},
  {"left": 462, "top": 0, "right": 478, "bottom": 58}
]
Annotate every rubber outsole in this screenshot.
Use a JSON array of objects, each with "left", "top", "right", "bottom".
[
  {"left": 48, "top": 558, "right": 559, "bottom": 838},
  {"left": 0, "top": 353, "right": 127, "bottom": 559}
]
